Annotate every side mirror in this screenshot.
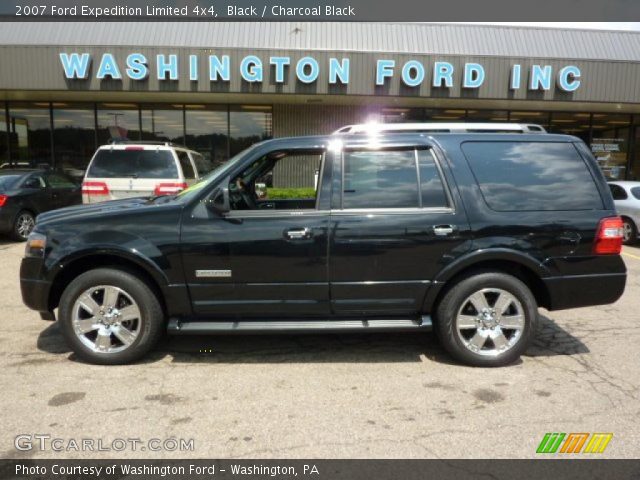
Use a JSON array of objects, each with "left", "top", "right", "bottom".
[{"left": 207, "top": 187, "right": 230, "bottom": 215}]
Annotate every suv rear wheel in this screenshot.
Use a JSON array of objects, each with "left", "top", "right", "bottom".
[
  {"left": 436, "top": 272, "right": 537, "bottom": 367},
  {"left": 58, "top": 268, "right": 164, "bottom": 365}
]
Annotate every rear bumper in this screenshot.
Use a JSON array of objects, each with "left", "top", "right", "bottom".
[{"left": 544, "top": 273, "right": 626, "bottom": 311}]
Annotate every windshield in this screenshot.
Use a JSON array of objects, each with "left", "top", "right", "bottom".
[
  {"left": 87, "top": 150, "right": 178, "bottom": 179},
  {"left": 174, "top": 144, "right": 261, "bottom": 202},
  {"left": 0, "top": 175, "right": 22, "bottom": 191}
]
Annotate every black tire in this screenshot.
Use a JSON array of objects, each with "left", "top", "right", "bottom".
[
  {"left": 58, "top": 268, "right": 164, "bottom": 365},
  {"left": 622, "top": 217, "right": 637, "bottom": 246},
  {"left": 435, "top": 271, "right": 538, "bottom": 367},
  {"left": 10, "top": 210, "right": 35, "bottom": 242}
]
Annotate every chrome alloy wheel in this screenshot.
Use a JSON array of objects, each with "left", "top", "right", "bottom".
[
  {"left": 71, "top": 285, "right": 142, "bottom": 354},
  {"left": 16, "top": 213, "right": 35, "bottom": 239},
  {"left": 455, "top": 288, "right": 525, "bottom": 357}
]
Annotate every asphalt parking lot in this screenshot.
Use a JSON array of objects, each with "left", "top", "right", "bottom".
[{"left": 1, "top": 240, "right": 639, "bottom": 459}]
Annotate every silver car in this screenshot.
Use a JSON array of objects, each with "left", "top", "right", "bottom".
[{"left": 608, "top": 181, "right": 640, "bottom": 245}]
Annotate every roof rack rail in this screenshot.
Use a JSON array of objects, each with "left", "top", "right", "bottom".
[
  {"left": 333, "top": 122, "right": 547, "bottom": 134},
  {"left": 107, "top": 140, "right": 176, "bottom": 146}
]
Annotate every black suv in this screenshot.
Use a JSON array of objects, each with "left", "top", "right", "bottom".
[{"left": 20, "top": 133, "right": 626, "bottom": 366}]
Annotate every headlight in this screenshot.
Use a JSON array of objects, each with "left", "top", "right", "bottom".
[{"left": 24, "top": 232, "right": 47, "bottom": 258}]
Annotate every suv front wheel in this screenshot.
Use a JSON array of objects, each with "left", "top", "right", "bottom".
[
  {"left": 58, "top": 268, "right": 164, "bottom": 365},
  {"left": 436, "top": 272, "right": 538, "bottom": 367}
]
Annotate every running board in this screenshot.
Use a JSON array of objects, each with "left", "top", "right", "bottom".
[{"left": 167, "top": 316, "right": 432, "bottom": 334}]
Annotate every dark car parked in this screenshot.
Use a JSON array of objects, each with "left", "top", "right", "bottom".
[
  {"left": 20, "top": 133, "right": 626, "bottom": 366},
  {"left": 0, "top": 169, "right": 81, "bottom": 241}
]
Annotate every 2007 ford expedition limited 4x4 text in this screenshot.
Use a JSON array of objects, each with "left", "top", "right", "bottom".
[{"left": 20, "top": 131, "right": 626, "bottom": 366}]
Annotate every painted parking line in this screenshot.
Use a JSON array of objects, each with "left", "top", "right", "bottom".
[{"left": 622, "top": 250, "right": 640, "bottom": 261}]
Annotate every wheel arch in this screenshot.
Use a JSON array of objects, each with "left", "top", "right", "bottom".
[
  {"left": 620, "top": 214, "right": 638, "bottom": 230},
  {"left": 48, "top": 252, "right": 168, "bottom": 315},
  {"left": 424, "top": 250, "right": 551, "bottom": 313}
]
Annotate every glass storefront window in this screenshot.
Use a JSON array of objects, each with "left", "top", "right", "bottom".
[
  {"left": 141, "top": 105, "right": 185, "bottom": 144},
  {"left": 590, "top": 114, "right": 631, "bottom": 180},
  {"left": 53, "top": 104, "right": 96, "bottom": 179},
  {"left": 97, "top": 103, "right": 141, "bottom": 144},
  {"left": 185, "top": 105, "right": 228, "bottom": 169},
  {"left": 548, "top": 112, "right": 591, "bottom": 143},
  {"left": 466, "top": 110, "right": 509, "bottom": 122},
  {"left": 8, "top": 102, "right": 52, "bottom": 168},
  {"left": 0, "top": 105, "right": 7, "bottom": 166},
  {"left": 630, "top": 115, "right": 640, "bottom": 181},
  {"left": 508, "top": 111, "right": 551, "bottom": 130},
  {"left": 229, "top": 105, "right": 272, "bottom": 157}
]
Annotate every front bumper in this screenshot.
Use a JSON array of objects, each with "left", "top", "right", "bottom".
[{"left": 20, "top": 257, "right": 52, "bottom": 315}]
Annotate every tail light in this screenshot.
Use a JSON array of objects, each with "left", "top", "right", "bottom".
[
  {"left": 154, "top": 182, "right": 187, "bottom": 196},
  {"left": 593, "top": 216, "right": 624, "bottom": 255},
  {"left": 0, "top": 194, "right": 7, "bottom": 207},
  {"left": 82, "top": 181, "right": 109, "bottom": 195}
]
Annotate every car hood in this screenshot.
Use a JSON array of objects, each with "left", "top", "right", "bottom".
[{"left": 35, "top": 197, "right": 164, "bottom": 226}]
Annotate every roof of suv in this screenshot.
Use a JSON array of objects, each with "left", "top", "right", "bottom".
[{"left": 261, "top": 132, "right": 579, "bottom": 150}]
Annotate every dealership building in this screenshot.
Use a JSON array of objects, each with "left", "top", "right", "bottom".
[{"left": 0, "top": 22, "right": 639, "bottom": 180}]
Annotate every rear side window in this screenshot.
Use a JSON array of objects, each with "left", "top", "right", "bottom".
[
  {"left": 47, "top": 173, "right": 77, "bottom": 188},
  {"left": 462, "top": 141, "right": 604, "bottom": 211},
  {"left": 177, "top": 151, "right": 196, "bottom": 179},
  {"left": 609, "top": 184, "right": 628, "bottom": 200},
  {"left": 87, "top": 150, "right": 178, "bottom": 179},
  {"left": 631, "top": 187, "right": 640, "bottom": 200},
  {"left": 343, "top": 150, "right": 419, "bottom": 209},
  {"left": 192, "top": 153, "right": 213, "bottom": 176},
  {"left": 418, "top": 150, "right": 448, "bottom": 208},
  {"left": 342, "top": 149, "right": 449, "bottom": 209}
]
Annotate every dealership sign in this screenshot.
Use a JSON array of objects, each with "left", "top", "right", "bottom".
[{"left": 59, "top": 52, "right": 582, "bottom": 92}]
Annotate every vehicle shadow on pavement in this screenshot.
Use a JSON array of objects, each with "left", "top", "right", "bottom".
[
  {"left": 525, "top": 314, "right": 589, "bottom": 357},
  {"left": 0, "top": 238, "right": 20, "bottom": 248},
  {"left": 36, "top": 313, "right": 589, "bottom": 365}
]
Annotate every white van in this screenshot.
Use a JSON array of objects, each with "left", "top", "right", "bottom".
[{"left": 82, "top": 142, "right": 211, "bottom": 204}]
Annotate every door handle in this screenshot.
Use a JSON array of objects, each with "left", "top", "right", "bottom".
[
  {"left": 285, "top": 227, "right": 312, "bottom": 240},
  {"left": 433, "top": 225, "right": 455, "bottom": 236}
]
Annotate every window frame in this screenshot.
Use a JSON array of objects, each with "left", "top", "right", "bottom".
[
  {"left": 337, "top": 146, "right": 453, "bottom": 213},
  {"left": 224, "top": 148, "right": 329, "bottom": 218},
  {"left": 609, "top": 183, "right": 628, "bottom": 200}
]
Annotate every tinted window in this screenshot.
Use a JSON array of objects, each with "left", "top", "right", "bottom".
[
  {"left": 22, "top": 175, "right": 45, "bottom": 189},
  {"left": 609, "top": 184, "right": 628, "bottom": 200},
  {"left": 0, "top": 175, "right": 22, "bottom": 191},
  {"left": 631, "top": 187, "right": 640, "bottom": 200},
  {"left": 343, "top": 150, "right": 418, "bottom": 209},
  {"left": 87, "top": 150, "right": 178, "bottom": 179},
  {"left": 418, "top": 150, "right": 448, "bottom": 207},
  {"left": 177, "top": 151, "right": 195, "bottom": 179},
  {"left": 47, "top": 173, "right": 77, "bottom": 188},
  {"left": 462, "top": 142, "right": 603, "bottom": 211}
]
